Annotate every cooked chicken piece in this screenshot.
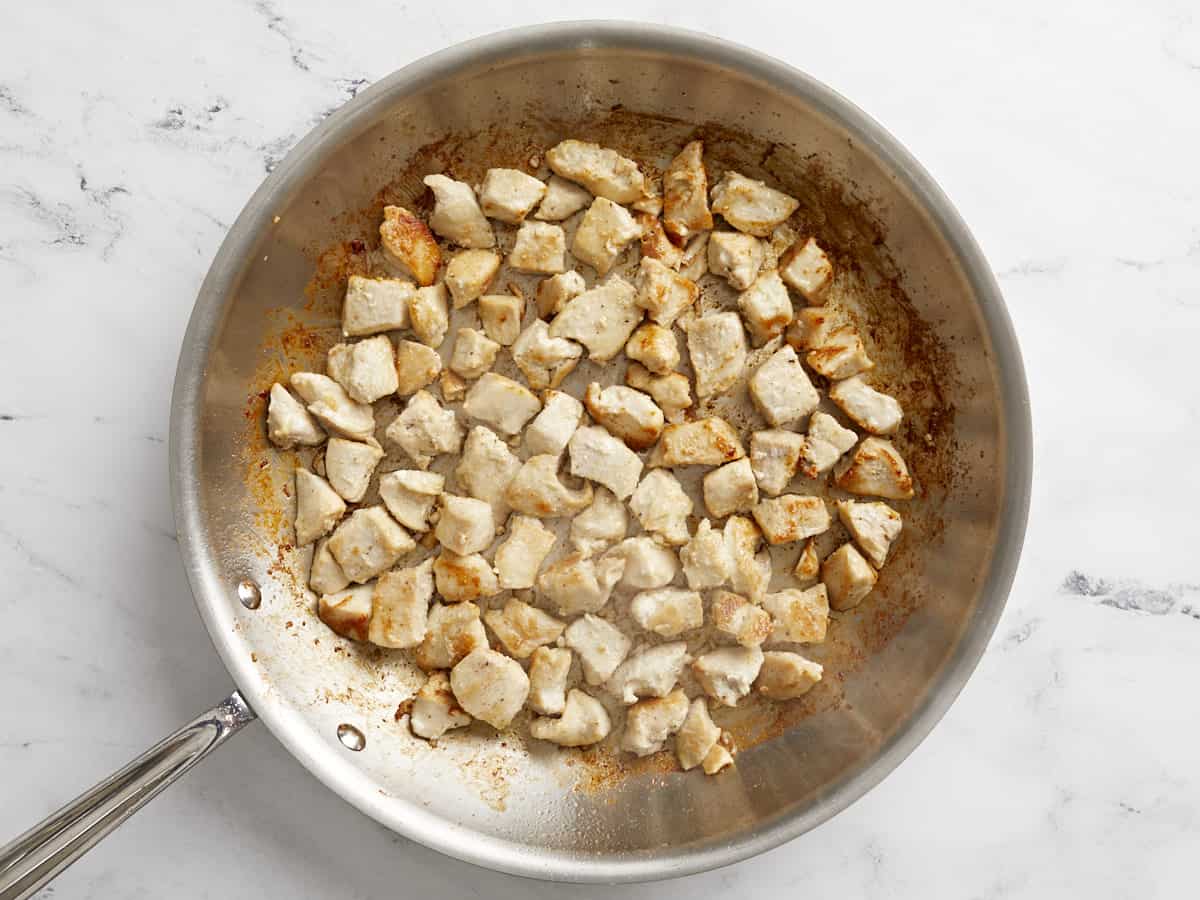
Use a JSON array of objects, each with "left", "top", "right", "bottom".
[
  {"left": 711, "top": 590, "right": 773, "bottom": 647},
  {"left": 535, "top": 270, "right": 586, "bottom": 319},
  {"left": 748, "top": 345, "right": 819, "bottom": 428},
  {"left": 267, "top": 383, "right": 325, "bottom": 448},
  {"left": 527, "top": 645, "right": 572, "bottom": 715},
  {"left": 505, "top": 454, "right": 594, "bottom": 517},
  {"left": 676, "top": 698, "right": 722, "bottom": 770},
  {"left": 631, "top": 185, "right": 662, "bottom": 216},
  {"left": 550, "top": 276, "right": 642, "bottom": 363},
  {"left": 752, "top": 494, "right": 831, "bottom": 544},
  {"left": 649, "top": 417, "right": 746, "bottom": 468},
  {"left": 444, "top": 249, "right": 500, "bottom": 309},
  {"left": 416, "top": 601, "right": 489, "bottom": 670},
  {"left": 327, "top": 506, "right": 415, "bottom": 583},
  {"left": 794, "top": 538, "right": 820, "bottom": 582},
  {"left": 756, "top": 651, "right": 823, "bottom": 700},
  {"left": 462, "top": 373, "right": 541, "bottom": 436},
  {"left": 572, "top": 197, "right": 641, "bottom": 274},
  {"left": 478, "top": 168, "right": 547, "bottom": 223},
  {"left": 625, "top": 363, "right": 693, "bottom": 424},
  {"left": 484, "top": 597, "right": 566, "bottom": 659},
  {"left": 679, "top": 232, "right": 710, "bottom": 281},
  {"left": 290, "top": 372, "right": 375, "bottom": 441},
  {"left": 567, "top": 425, "right": 643, "bottom": 500},
  {"left": 822, "top": 543, "right": 878, "bottom": 611},
  {"left": 693, "top": 646, "right": 764, "bottom": 707},
  {"left": 530, "top": 689, "right": 612, "bottom": 747},
  {"left": 634, "top": 257, "right": 699, "bottom": 328},
  {"left": 546, "top": 139, "right": 646, "bottom": 204},
  {"left": 379, "top": 206, "right": 440, "bottom": 286},
  {"left": 493, "top": 515, "right": 557, "bottom": 589},
  {"left": 663, "top": 140, "right": 713, "bottom": 241},
  {"left": 342, "top": 275, "right": 412, "bottom": 337},
  {"left": 703, "top": 457, "right": 759, "bottom": 518},
  {"left": 509, "top": 221, "right": 567, "bottom": 274},
  {"left": 707, "top": 231, "right": 764, "bottom": 290},
  {"left": 749, "top": 429, "right": 804, "bottom": 496},
  {"left": 438, "top": 369, "right": 466, "bottom": 403},
  {"left": 628, "top": 469, "right": 693, "bottom": 545},
  {"left": 310, "top": 537, "right": 349, "bottom": 596},
  {"left": 807, "top": 326, "right": 874, "bottom": 380},
  {"left": 368, "top": 559, "right": 434, "bottom": 648},
  {"left": 394, "top": 340, "right": 442, "bottom": 397},
  {"left": 450, "top": 648, "right": 529, "bottom": 730},
  {"left": 609, "top": 645, "right": 691, "bottom": 706},
  {"left": 724, "top": 515, "right": 771, "bottom": 602},
  {"left": 449, "top": 327, "right": 501, "bottom": 380},
  {"left": 537, "top": 552, "right": 625, "bottom": 615},
  {"left": 738, "top": 269, "right": 794, "bottom": 346},
  {"left": 797, "top": 411, "right": 859, "bottom": 478},
  {"left": 583, "top": 383, "right": 665, "bottom": 451},
  {"left": 511, "top": 320, "right": 584, "bottom": 391},
  {"left": 294, "top": 468, "right": 346, "bottom": 546},
  {"left": 384, "top": 389, "right": 463, "bottom": 468},
  {"left": 620, "top": 688, "right": 690, "bottom": 756},
  {"left": 710, "top": 170, "right": 799, "bottom": 237},
  {"left": 324, "top": 437, "right": 383, "bottom": 503},
  {"left": 408, "top": 283, "right": 450, "bottom": 348},
  {"left": 779, "top": 236, "right": 833, "bottom": 302},
  {"left": 317, "top": 584, "right": 373, "bottom": 641},
  {"left": 525, "top": 389, "right": 584, "bottom": 457},
  {"left": 686, "top": 312, "right": 747, "bottom": 398},
  {"left": 828, "top": 375, "right": 902, "bottom": 435},
  {"left": 762, "top": 584, "right": 829, "bottom": 644},
  {"left": 702, "top": 741, "right": 736, "bottom": 774},
  {"left": 638, "top": 212, "right": 683, "bottom": 269},
  {"left": 329, "top": 335, "right": 398, "bottom": 404},
  {"left": 455, "top": 425, "right": 521, "bottom": 524},
  {"left": 602, "top": 536, "right": 678, "bottom": 590},
  {"left": 785, "top": 306, "right": 838, "bottom": 352},
  {"left": 833, "top": 437, "right": 914, "bottom": 500},
  {"left": 630, "top": 588, "right": 703, "bottom": 638},
  {"left": 680, "top": 519, "right": 731, "bottom": 590},
  {"left": 433, "top": 550, "right": 500, "bottom": 603},
  {"left": 534, "top": 175, "right": 592, "bottom": 221},
  {"left": 422, "top": 174, "right": 494, "bottom": 248},
  {"left": 435, "top": 494, "right": 495, "bottom": 556},
  {"left": 410, "top": 671, "right": 471, "bottom": 740},
  {"left": 624, "top": 323, "right": 679, "bottom": 375},
  {"left": 570, "top": 487, "right": 628, "bottom": 557},
  {"left": 564, "top": 614, "right": 632, "bottom": 685},
  {"left": 837, "top": 500, "right": 902, "bottom": 568},
  {"left": 377, "top": 469, "right": 444, "bottom": 532},
  {"left": 478, "top": 294, "right": 523, "bottom": 346}
]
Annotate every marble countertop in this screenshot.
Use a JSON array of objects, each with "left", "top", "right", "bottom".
[{"left": 2, "top": 2, "right": 1197, "bottom": 897}]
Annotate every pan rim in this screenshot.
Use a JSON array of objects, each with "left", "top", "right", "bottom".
[{"left": 170, "top": 20, "right": 1032, "bottom": 884}]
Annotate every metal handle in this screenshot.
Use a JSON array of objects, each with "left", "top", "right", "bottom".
[{"left": 0, "top": 691, "right": 256, "bottom": 900}]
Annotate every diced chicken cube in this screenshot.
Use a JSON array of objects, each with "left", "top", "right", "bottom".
[
  {"left": 630, "top": 588, "right": 703, "bottom": 638},
  {"left": 368, "top": 559, "right": 434, "bottom": 648},
  {"left": 484, "top": 597, "right": 565, "bottom": 659},
  {"left": 570, "top": 488, "right": 627, "bottom": 557},
  {"left": 756, "top": 651, "right": 823, "bottom": 700},
  {"left": 703, "top": 457, "right": 760, "bottom": 518},
  {"left": 317, "top": 584, "right": 373, "bottom": 641},
  {"left": 408, "top": 283, "right": 450, "bottom": 348},
  {"left": 602, "top": 537, "right": 678, "bottom": 589},
  {"left": 748, "top": 346, "right": 819, "bottom": 428},
  {"left": 463, "top": 373, "right": 541, "bottom": 435},
  {"left": 609, "top": 646, "right": 691, "bottom": 706},
  {"left": 624, "top": 323, "right": 679, "bottom": 374},
  {"left": 342, "top": 275, "right": 412, "bottom": 337},
  {"left": 478, "top": 294, "right": 523, "bottom": 346},
  {"left": 409, "top": 671, "right": 471, "bottom": 740},
  {"left": 310, "top": 537, "right": 349, "bottom": 596},
  {"left": 324, "top": 437, "right": 383, "bottom": 503},
  {"left": 675, "top": 698, "right": 721, "bottom": 770},
  {"left": 527, "top": 646, "right": 572, "bottom": 715},
  {"left": 294, "top": 468, "right": 345, "bottom": 546},
  {"left": 290, "top": 372, "right": 375, "bottom": 441},
  {"left": 702, "top": 742, "right": 736, "bottom": 774},
  {"left": 450, "top": 648, "right": 529, "bottom": 730},
  {"left": 438, "top": 369, "right": 466, "bottom": 403},
  {"left": 435, "top": 494, "right": 495, "bottom": 556},
  {"left": 546, "top": 139, "right": 646, "bottom": 204},
  {"left": 378, "top": 469, "right": 444, "bottom": 532},
  {"left": 479, "top": 168, "right": 547, "bottom": 223},
  {"left": 384, "top": 389, "right": 463, "bottom": 468},
  {"left": 525, "top": 389, "right": 584, "bottom": 456},
  {"left": 530, "top": 689, "right": 612, "bottom": 747},
  {"left": 267, "top": 384, "right": 324, "bottom": 448},
  {"left": 625, "top": 363, "right": 692, "bottom": 424},
  {"left": 416, "top": 601, "right": 488, "bottom": 670},
  {"left": 583, "top": 383, "right": 665, "bottom": 451},
  {"left": 828, "top": 375, "right": 902, "bottom": 435},
  {"left": 535, "top": 270, "right": 586, "bottom": 319},
  {"left": 711, "top": 590, "right": 773, "bottom": 647},
  {"left": 564, "top": 614, "right": 631, "bottom": 685},
  {"left": 433, "top": 551, "right": 499, "bottom": 603},
  {"left": 833, "top": 437, "right": 914, "bottom": 499},
  {"left": 693, "top": 646, "right": 764, "bottom": 707},
  {"left": 838, "top": 500, "right": 902, "bottom": 568},
  {"left": 511, "top": 320, "right": 583, "bottom": 391},
  {"left": 455, "top": 425, "right": 521, "bottom": 523},
  {"left": 724, "top": 515, "right": 771, "bottom": 602},
  {"left": 422, "top": 174, "right": 494, "bottom": 248},
  {"left": 797, "top": 412, "right": 859, "bottom": 478},
  {"left": 738, "top": 269, "right": 794, "bottom": 346},
  {"left": 572, "top": 197, "right": 641, "bottom": 274},
  {"left": 394, "top": 340, "right": 442, "bottom": 397},
  {"left": 752, "top": 494, "right": 830, "bottom": 544},
  {"left": 679, "top": 232, "right": 709, "bottom": 281},
  {"left": 620, "top": 688, "right": 690, "bottom": 756},
  {"left": 537, "top": 552, "right": 625, "bottom": 615},
  {"left": 749, "top": 429, "right": 804, "bottom": 496},
  {"left": 707, "top": 231, "right": 763, "bottom": 290},
  {"left": 493, "top": 515, "right": 557, "bottom": 589},
  {"left": 549, "top": 276, "right": 642, "bottom": 362},
  {"left": 449, "top": 327, "right": 500, "bottom": 380},
  {"left": 680, "top": 519, "right": 732, "bottom": 590},
  {"left": 509, "top": 221, "right": 567, "bottom": 274},
  {"left": 328, "top": 506, "right": 415, "bottom": 583},
  {"left": 786, "top": 306, "right": 838, "bottom": 352},
  {"left": 379, "top": 206, "right": 440, "bottom": 286},
  {"left": 534, "top": 175, "right": 592, "bottom": 221},
  {"left": 634, "top": 257, "right": 699, "bottom": 328},
  {"left": 628, "top": 469, "right": 693, "bottom": 545},
  {"left": 638, "top": 212, "right": 683, "bottom": 268},
  {"left": 444, "top": 249, "right": 500, "bottom": 309},
  {"left": 779, "top": 237, "right": 833, "bottom": 302},
  {"left": 762, "top": 584, "right": 829, "bottom": 643},
  {"left": 328, "top": 335, "right": 398, "bottom": 404},
  {"left": 505, "top": 454, "right": 593, "bottom": 517},
  {"left": 686, "top": 312, "right": 747, "bottom": 398},
  {"left": 567, "top": 425, "right": 643, "bottom": 500},
  {"left": 822, "top": 543, "right": 879, "bottom": 610},
  {"left": 807, "top": 326, "right": 874, "bottom": 380},
  {"left": 710, "top": 170, "right": 799, "bottom": 237},
  {"left": 649, "top": 417, "right": 746, "bottom": 468},
  {"left": 663, "top": 140, "right": 713, "bottom": 241},
  {"left": 794, "top": 538, "right": 821, "bottom": 582}
]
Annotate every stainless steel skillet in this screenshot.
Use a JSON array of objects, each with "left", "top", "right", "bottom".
[{"left": 0, "top": 21, "right": 1031, "bottom": 895}]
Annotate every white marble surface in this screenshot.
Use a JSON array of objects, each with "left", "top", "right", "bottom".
[{"left": 2, "top": 1, "right": 1198, "bottom": 896}]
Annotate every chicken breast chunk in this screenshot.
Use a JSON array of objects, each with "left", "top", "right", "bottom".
[
  {"left": 408, "top": 283, "right": 450, "bottom": 348},
  {"left": 649, "top": 418, "right": 746, "bottom": 468},
  {"left": 828, "top": 375, "right": 902, "bottom": 435},
  {"left": 384, "top": 389, "right": 463, "bottom": 468},
  {"left": 786, "top": 306, "right": 838, "bottom": 352},
  {"left": 748, "top": 345, "right": 820, "bottom": 427},
  {"left": 444, "top": 249, "right": 500, "bottom": 309},
  {"left": 290, "top": 372, "right": 375, "bottom": 442},
  {"left": 630, "top": 588, "right": 704, "bottom": 638},
  {"left": 710, "top": 170, "right": 799, "bottom": 237},
  {"left": 294, "top": 468, "right": 346, "bottom": 546},
  {"left": 342, "top": 275, "right": 412, "bottom": 337},
  {"left": 511, "top": 320, "right": 584, "bottom": 391},
  {"left": 454, "top": 425, "right": 521, "bottom": 524},
  {"left": 504, "top": 455, "right": 593, "bottom": 517},
  {"left": 493, "top": 515, "right": 557, "bottom": 589},
  {"left": 394, "top": 340, "right": 442, "bottom": 397},
  {"left": 756, "top": 651, "right": 823, "bottom": 700},
  {"left": 584, "top": 383, "right": 665, "bottom": 451},
  {"left": 309, "top": 537, "right": 349, "bottom": 596},
  {"left": 416, "top": 601, "right": 488, "bottom": 670},
  {"left": 807, "top": 326, "right": 874, "bottom": 380},
  {"left": 797, "top": 411, "right": 859, "bottom": 479},
  {"left": 762, "top": 584, "right": 829, "bottom": 644},
  {"left": 603, "top": 536, "right": 678, "bottom": 590},
  {"left": 624, "top": 323, "right": 679, "bottom": 374},
  {"left": 378, "top": 469, "right": 444, "bottom": 532},
  {"left": 686, "top": 312, "right": 747, "bottom": 398},
  {"left": 693, "top": 646, "right": 764, "bottom": 707},
  {"left": 837, "top": 500, "right": 902, "bottom": 568},
  {"left": 794, "top": 538, "right": 821, "bottom": 582},
  {"left": 450, "top": 648, "right": 529, "bottom": 730},
  {"left": 479, "top": 168, "right": 547, "bottom": 223},
  {"left": 663, "top": 140, "right": 713, "bottom": 241},
  {"left": 524, "top": 389, "right": 584, "bottom": 456},
  {"left": 711, "top": 590, "right": 773, "bottom": 647},
  {"left": 463, "top": 373, "right": 541, "bottom": 435},
  {"left": 707, "top": 231, "right": 764, "bottom": 291},
  {"left": 435, "top": 494, "right": 495, "bottom": 556},
  {"left": 571, "top": 197, "right": 641, "bottom": 274},
  {"left": 752, "top": 494, "right": 831, "bottom": 544},
  {"left": 639, "top": 212, "right": 683, "bottom": 269},
  {"left": 609, "top": 644, "right": 691, "bottom": 705},
  {"left": 628, "top": 469, "right": 693, "bottom": 545},
  {"left": 675, "top": 698, "right": 722, "bottom": 770},
  {"left": 409, "top": 671, "right": 471, "bottom": 740},
  {"left": 625, "top": 364, "right": 693, "bottom": 424},
  {"left": 549, "top": 276, "right": 641, "bottom": 362},
  {"left": 680, "top": 519, "right": 731, "bottom": 590},
  {"left": 537, "top": 552, "right": 625, "bottom": 615},
  {"left": 620, "top": 689, "right": 689, "bottom": 756},
  {"left": 433, "top": 551, "right": 500, "bottom": 603},
  {"left": 449, "top": 327, "right": 501, "bottom": 380},
  {"left": 570, "top": 487, "right": 628, "bottom": 557},
  {"left": 535, "top": 270, "right": 586, "bottom": 318},
  {"left": 534, "top": 175, "right": 592, "bottom": 221},
  {"left": 317, "top": 584, "right": 373, "bottom": 642},
  {"left": 328, "top": 506, "right": 415, "bottom": 583},
  {"left": 478, "top": 293, "right": 523, "bottom": 346},
  {"left": 833, "top": 437, "right": 914, "bottom": 500},
  {"left": 484, "top": 598, "right": 565, "bottom": 660},
  {"left": 703, "top": 457, "right": 760, "bottom": 518},
  {"left": 368, "top": 559, "right": 434, "bottom": 648},
  {"left": 546, "top": 139, "right": 646, "bottom": 204},
  {"left": 564, "top": 614, "right": 632, "bottom": 685},
  {"left": 267, "top": 384, "right": 325, "bottom": 448},
  {"left": 527, "top": 645, "right": 572, "bottom": 715},
  {"left": 567, "top": 425, "right": 643, "bottom": 500},
  {"left": 779, "top": 237, "right": 833, "bottom": 302},
  {"left": 822, "top": 543, "right": 878, "bottom": 611},
  {"left": 634, "top": 257, "right": 699, "bottom": 328},
  {"left": 509, "top": 221, "right": 567, "bottom": 274},
  {"left": 379, "top": 206, "right": 440, "bottom": 286},
  {"left": 324, "top": 437, "right": 383, "bottom": 503},
  {"left": 422, "top": 174, "right": 494, "bottom": 248},
  {"left": 749, "top": 429, "right": 805, "bottom": 496},
  {"left": 724, "top": 515, "right": 771, "bottom": 602},
  {"left": 530, "top": 689, "right": 612, "bottom": 747}
]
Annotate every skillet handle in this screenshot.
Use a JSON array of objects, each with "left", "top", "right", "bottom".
[{"left": 0, "top": 690, "right": 256, "bottom": 900}]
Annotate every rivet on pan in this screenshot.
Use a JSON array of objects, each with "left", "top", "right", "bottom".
[
  {"left": 236, "top": 580, "right": 262, "bottom": 610},
  {"left": 337, "top": 723, "right": 366, "bottom": 752}
]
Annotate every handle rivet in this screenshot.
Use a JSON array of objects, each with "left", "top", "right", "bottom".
[
  {"left": 236, "top": 581, "right": 262, "bottom": 610},
  {"left": 337, "top": 724, "right": 366, "bottom": 751}
]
